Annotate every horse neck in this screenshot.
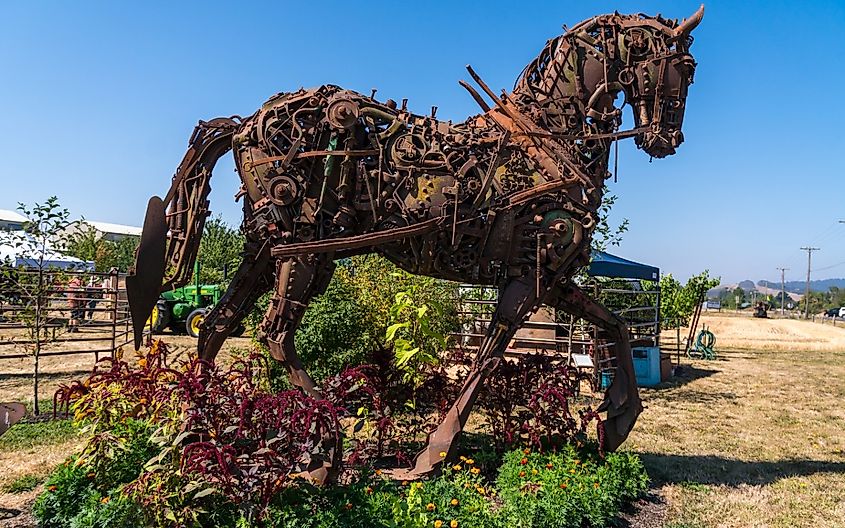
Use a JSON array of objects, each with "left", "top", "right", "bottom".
[{"left": 509, "top": 34, "right": 620, "bottom": 197}]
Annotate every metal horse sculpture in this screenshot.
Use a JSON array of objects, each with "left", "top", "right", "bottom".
[{"left": 128, "top": 7, "right": 703, "bottom": 480}]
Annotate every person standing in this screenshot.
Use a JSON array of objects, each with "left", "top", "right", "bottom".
[{"left": 67, "top": 275, "right": 83, "bottom": 332}]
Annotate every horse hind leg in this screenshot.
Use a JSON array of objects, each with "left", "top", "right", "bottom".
[
  {"left": 392, "top": 274, "right": 544, "bottom": 480},
  {"left": 260, "top": 254, "right": 336, "bottom": 399},
  {"left": 547, "top": 281, "right": 642, "bottom": 451},
  {"left": 197, "top": 242, "right": 273, "bottom": 362}
]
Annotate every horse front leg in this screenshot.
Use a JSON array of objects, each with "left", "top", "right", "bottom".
[
  {"left": 260, "top": 253, "right": 336, "bottom": 399},
  {"left": 391, "top": 274, "right": 547, "bottom": 480},
  {"left": 197, "top": 242, "right": 273, "bottom": 362},
  {"left": 547, "top": 281, "right": 642, "bottom": 451}
]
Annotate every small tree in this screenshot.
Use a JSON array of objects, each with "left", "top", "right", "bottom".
[
  {"left": 65, "top": 226, "right": 139, "bottom": 272},
  {"left": 660, "top": 270, "right": 720, "bottom": 357},
  {"left": 0, "top": 197, "right": 80, "bottom": 414}
]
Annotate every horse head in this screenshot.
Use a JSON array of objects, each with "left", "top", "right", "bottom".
[
  {"left": 513, "top": 6, "right": 703, "bottom": 160},
  {"left": 612, "top": 6, "right": 703, "bottom": 158}
]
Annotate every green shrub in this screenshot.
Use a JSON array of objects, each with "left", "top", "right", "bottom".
[
  {"left": 496, "top": 445, "right": 648, "bottom": 528},
  {"left": 33, "top": 457, "right": 95, "bottom": 528},
  {"left": 400, "top": 462, "right": 497, "bottom": 528},
  {"left": 65, "top": 490, "right": 141, "bottom": 528}
]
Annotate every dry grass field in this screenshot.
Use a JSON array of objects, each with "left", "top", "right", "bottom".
[{"left": 1, "top": 315, "right": 844, "bottom": 527}]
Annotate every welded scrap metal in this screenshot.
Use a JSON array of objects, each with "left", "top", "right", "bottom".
[
  {"left": 0, "top": 402, "right": 25, "bottom": 438},
  {"left": 129, "top": 6, "right": 704, "bottom": 482}
]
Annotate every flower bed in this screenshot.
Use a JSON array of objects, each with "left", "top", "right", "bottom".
[{"left": 35, "top": 341, "right": 647, "bottom": 527}]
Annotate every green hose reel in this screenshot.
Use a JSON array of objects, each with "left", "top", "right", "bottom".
[{"left": 687, "top": 325, "right": 716, "bottom": 360}]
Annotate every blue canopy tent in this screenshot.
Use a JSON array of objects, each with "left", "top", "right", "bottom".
[{"left": 588, "top": 251, "right": 659, "bottom": 281}]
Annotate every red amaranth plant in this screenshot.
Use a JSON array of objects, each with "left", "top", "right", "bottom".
[{"left": 478, "top": 353, "right": 604, "bottom": 452}]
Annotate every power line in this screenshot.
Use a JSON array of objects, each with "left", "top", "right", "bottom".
[{"left": 800, "top": 247, "right": 820, "bottom": 319}]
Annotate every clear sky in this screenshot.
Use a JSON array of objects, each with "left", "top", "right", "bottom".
[{"left": 1, "top": 0, "right": 843, "bottom": 285}]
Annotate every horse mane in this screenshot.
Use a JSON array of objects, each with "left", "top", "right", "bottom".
[{"left": 513, "top": 13, "right": 682, "bottom": 94}]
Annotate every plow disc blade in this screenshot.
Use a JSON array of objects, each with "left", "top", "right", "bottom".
[{"left": 127, "top": 196, "right": 168, "bottom": 350}]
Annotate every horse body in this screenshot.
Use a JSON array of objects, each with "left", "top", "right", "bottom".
[{"left": 127, "top": 7, "right": 703, "bottom": 481}]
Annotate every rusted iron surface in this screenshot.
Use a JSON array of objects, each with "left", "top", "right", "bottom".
[{"left": 129, "top": 7, "right": 703, "bottom": 481}]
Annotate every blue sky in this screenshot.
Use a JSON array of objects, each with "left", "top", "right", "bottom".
[{"left": 1, "top": 1, "right": 843, "bottom": 285}]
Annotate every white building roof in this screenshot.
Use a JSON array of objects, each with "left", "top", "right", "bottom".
[
  {"left": 0, "top": 209, "right": 27, "bottom": 223},
  {"left": 83, "top": 220, "right": 142, "bottom": 237}
]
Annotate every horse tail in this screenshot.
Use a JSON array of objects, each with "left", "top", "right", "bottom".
[{"left": 127, "top": 117, "right": 239, "bottom": 347}]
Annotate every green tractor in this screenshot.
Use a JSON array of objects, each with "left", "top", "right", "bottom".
[{"left": 147, "top": 281, "right": 245, "bottom": 338}]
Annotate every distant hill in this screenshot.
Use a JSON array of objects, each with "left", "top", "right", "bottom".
[{"left": 757, "top": 278, "right": 845, "bottom": 294}]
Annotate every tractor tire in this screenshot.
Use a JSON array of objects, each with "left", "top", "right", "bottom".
[
  {"left": 147, "top": 301, "right": 170, "bottom": 334},
  {"left": 230, "top": 324, "right": 246, "bottom": 338},
  {"left": 185, "top": 308, "right": 207, "bottom": 338}
]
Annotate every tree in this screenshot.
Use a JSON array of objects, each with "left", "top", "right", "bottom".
[
  {"left": 0, "top": 197, "right": 80, "bottom": 414},
  {"left": 65, "top": 225, "right": 139, "bottom": 272},
  {"left": 592, "top": 188, "right": 629, "bottom": 253},
  {"left": 660, "top": 271, "right": 720, "bottom": 356},
  {"left": 196, "top": 216, "right": 245, "bottom": 284}
]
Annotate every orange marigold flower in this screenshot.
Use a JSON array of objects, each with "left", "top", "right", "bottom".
[
  {"left": 574, "top": 460, "right": 581, "bottom": 465},
  {"left": 427, "top": 503, "right": 436, "bottom": 512},
  {"left": 594, "top": 482, "right": 600, "bottom": 489},
  {"left": 345, "top": 502, "right": 353, "bottom": 510},
  {"left": 375, "top": 469, "right": 382, "bottom": 476},
  {"left": 452, "top": 464, "right": 462, "bottom": 471},
  {"left": 450, "top": 521, "right": 458, "bottom": 528},
  {"left": 402, "top": 480, "right": 409, "bottom": 486},
  {"left": 518, "top": 471, "right": 526, "bottom": 477},
  {"left": 560, "top": 483, "right": 567, "bottom": 489},
  {"left": 520, "top": 458, "right": 528, "bottom": 465},
  {"left": 48, "top": 485, "right": 57, "bottom": 492},
  {"left": 138, "top": 357, "right": 147, "bottom": 369},
  {"left": 439, "top": 451, "right": 447, "bottom": 458},
  {"left": 545, "top": 463, "right": 553, "bottom": 469},
  {"left": 450, "top": 498, "right": 459, "bottom": 506},
  {"left": 570, "top": 469, "right": 576, "bottom": 474},
  {"left": 465, "top": 458, "right": 474, "bottom": 465},
  {"left": 100, "top": 497, "right": 110, "bottom": 504},
  {"left": 459, "top": 455, "right": 467, "bottom": 461},
  {"left": 434, "top": 521, "right": 443, "bottom": 528},
  {"left": 470, "top": 467, "right": 480, "bottom": 475},
  {"left": 365, "top": 486, "right": 373, "bottom": 495},
  {"left": 523, "top": 448, "right": 531, "bottom": 455}
]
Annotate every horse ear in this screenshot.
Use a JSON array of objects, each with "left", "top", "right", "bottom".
[{"left": 674, "top": 4, "right": 704, "bottom": 37}]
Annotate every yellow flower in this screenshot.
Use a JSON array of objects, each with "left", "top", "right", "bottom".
[
  {"left": 476, "top": 486, "right": 486, "bottom": 495},
  {"left": 465, "top": 458, "right": 474, "bottom": 465},
  {"left": 375, "top": 469, "right": 382, "bottom": 476},
  {"left": 470, "top": 467, "right": 480, "bottom": 475},
  {"left": 594, "top": 482, "right": 600, "bottom": 489},
  {"left": 450, "top": 520, "right": 458, "bottom": 528},
  {"left": 452, "top": 464, "right": 462, "bottom": 471},
  {"left": 48, "top": 485, "right": 57, "bottom": 492},
  {"left": 531, "top": 469, "right": 538, "bottom": 475},
  {"left": 426, "top": 503, "right": 436, "bottom": 512},
  {"left": 518, "top": 471, "right": 526, "bottom": 478},
  {"left": 439, "top": 451, "right": 447, "bottom": 458},
  {"left": 100, "top": 497, "right": 110, "bottom": 504},
  {"left": 434, "top": 521, "right": 443, "bottom": 528},
  {"left": 459, "top": 455, "right": 467, "bottom": 461},
  {"left": 138, "top": 357, "right": 147, "bottom": 369},
  {"left": 523, "top": 448, "right": 531, "bottom": 455},
  {"left": 450, "top": 498, "right": 459, "bottom": 506}
]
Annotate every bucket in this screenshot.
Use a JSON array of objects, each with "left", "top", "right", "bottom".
[{"left": 600, "top": 369, "right": 615, "bottom": 390}]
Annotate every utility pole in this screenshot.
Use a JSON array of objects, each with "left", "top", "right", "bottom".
[
  {"left": 800, "top": 247, "right": 820, "bottom": 319},
  {"left": 777, "top": 267, "right": 789, "bottom": 316}
]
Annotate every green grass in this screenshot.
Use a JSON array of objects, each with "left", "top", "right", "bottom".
[
  {"left": 3, "top": 473, "right": 44, "bottom": 493},
  {"left": 0, "top": 419, "right": 78, "bottom": 450}
]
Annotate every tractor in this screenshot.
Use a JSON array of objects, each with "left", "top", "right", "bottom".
[{"left": 147, "top": 267, "right": 245, "bottom": 338}]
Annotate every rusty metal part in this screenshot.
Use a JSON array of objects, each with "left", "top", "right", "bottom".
[
  {"left": 129, "top": 7, "right": 702, "bottom": 482},
  {"left": 0, "top": 403, "right": 25, "bottom": 438},
  {"left": 126, "top": 196, "right": 167, "bottom": 350}
]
